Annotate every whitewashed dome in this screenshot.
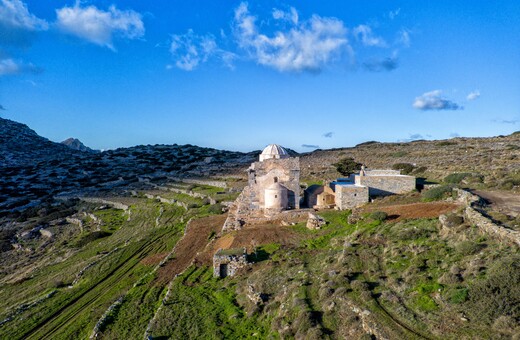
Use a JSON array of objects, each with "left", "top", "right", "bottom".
[{"left": 259, "top": 144, "right": 290, "bottom": 162}]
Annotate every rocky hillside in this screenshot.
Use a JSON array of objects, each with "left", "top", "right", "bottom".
[
  {"left": 300, "top": 133, "right": 520, "bottom": 190},
  {"left": 0, "top": 118, "right": 77, "bottom": 167},
  {"left": 61, "top": 138, "right": 97, "bottom": 153}
]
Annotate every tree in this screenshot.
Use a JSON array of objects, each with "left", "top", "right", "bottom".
[{"left": 333, "top": 157, "right": 362, "bottom": 176}]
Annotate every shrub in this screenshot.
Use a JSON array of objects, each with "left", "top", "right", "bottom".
[
  {"left": 422, "top": 185, "right": 453, "bottom": 201},
  {"left": 444, "top": 173, "right": 471, "bottom": 184},
  {"left": 445, "top": 213, "right": 464, "bottom": 227},
  {"left": 413, "top": 166, "right": 428, "bottom": 174},
  {"left": 456, "top": 241, "right": 485, "bottom": 256},
  {"left": 436, "top": 141, "right": 457, "bottom": 146},
  {"left": 333, "top": 157, "right": 362, "bottom": 176},
  {"left": 370, "top": 211, "right": 388, "bottom": 221},
  {"left": 392, "top": 163, "right": 415, "bottom": 175},
  {"left": 466, "top": 255, "right": 520, "bottom": 324}
]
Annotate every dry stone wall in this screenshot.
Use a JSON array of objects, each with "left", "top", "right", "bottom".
[{"left": 454, "top": 188, "right": 520, "bottom": 247}]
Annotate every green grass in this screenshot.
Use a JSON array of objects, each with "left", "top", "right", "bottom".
[{"left": 148, "top": 266, "right": 272, "bottom": 339}]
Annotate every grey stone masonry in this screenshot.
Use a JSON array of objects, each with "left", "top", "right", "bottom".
[
  {"left": 213, "top": 248, "right": 249, "bottom": 278},
  {"left": 352, "top": 172, "right": 416, "bottom": 196},
  {"left": 248, "top": 157, "right": 300, "bottom": 210},
  {"left": 335, "top": 184, "right": 369, "bottom": 210}
]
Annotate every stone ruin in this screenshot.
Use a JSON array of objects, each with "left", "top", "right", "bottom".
[
  {"left": 213, "top": 248, "right": 249, "bottom": 278},
  {"left": 306, "top": 212, "right": 326, "bottom": 230}
]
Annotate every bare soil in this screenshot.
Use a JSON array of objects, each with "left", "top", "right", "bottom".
[
  {"left": 359, "top": 202, "right": 461, "bottom": 221},
  {"left": 196, "top": 224, "right": 305, "bottom": 266},
  {"left": 155, "top": 214, "right": 227, "bottom": 284}
]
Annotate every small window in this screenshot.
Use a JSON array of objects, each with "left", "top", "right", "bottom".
[
  {"left": 274, "top": 177, "right": 278, "bottom": 183},
  {"left": 275, "top": 195, "right": 278, "bottom": 198},
  {"left": 354, "top": 193, "right": 357, "bottom": 197}
]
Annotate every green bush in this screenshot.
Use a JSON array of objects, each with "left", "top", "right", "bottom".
[
  {"left": 413, "top": 166, "right": 428, "bottom": 174},
  {"left": 422, "top": 185, "right": 453, "bottom": 201},
  {"left": 370, "top": 211, "right": 388, "bottom": 221},
  {"left": 333, "top": 157, "right": 362, "bottom": 176},
  {"left": 444, "top": 173, "right": 471, "bottom": 184},
  {"left": 392, "top": 163, "right": 415, "bottom": 175}
]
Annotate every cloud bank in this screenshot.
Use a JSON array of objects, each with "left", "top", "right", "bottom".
[
  {"left": 302, "top": 144, "right": 320, "bottom": 149},
  {"left": 413, "top": 90, "right": 463, "bottom": 111},
  {"left": 233, "top": 2, "right": 349, "bottom": 73},
  {"left": 56, "top": 4, "right": 144, "bottom": 50}
]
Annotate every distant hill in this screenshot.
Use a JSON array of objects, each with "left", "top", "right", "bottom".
[
  {"left": 0, "top": 117, "right": 77, "bottom": 167},
  {"left": 61, "top": 137, "right": 98, "bottom": 153}
]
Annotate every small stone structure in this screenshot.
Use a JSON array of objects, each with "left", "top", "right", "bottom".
[
  {"left": 304, "top": 184, "right": 335, "bottom": 208},
  {"left": 306, "top": 212, "right": 326, "bottom": 230},
  {"left": 213, "top": 248, "right": 249, "bottom": 278},
  {"left": 334, "top": 182, "right": 370, "bottom": 210}
]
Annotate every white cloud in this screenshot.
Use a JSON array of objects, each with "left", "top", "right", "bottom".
[
  {"left": 169, "top": 30, "right": 236, "bottom": 71},
  {"left": 397, "top": 29, "right": 411, "bottom": 47},
  {"left": 56, "top": 4, "right": 144, "bottom": 50},
  {"left": 233, "top": 2, "right": 349, "bottom": 73},
  {"left": 272, "top": 7, "right": 298, "bottom": 24},
  {"left": 389, "top": 8, "right": 400, "bottom": 20},
  {"left": 353, "top": 24, "right": 386, "bottom": 47},
  {"left": 0, "top": 57, "right": 41, "bottom": 76},
  {"left": 467, "top": 90, "right": 480, "bottom": 101},
  {"left": 0, "top": 0, "right": 48, "bottom": 30},
  {"left": 413, "top": 90, "right": 463, "bottom": 111},
  {"left": 0, "top": 58, "right": 19, "bottom": 75}
]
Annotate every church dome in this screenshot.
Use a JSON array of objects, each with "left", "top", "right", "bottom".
[{"left": 259, "top": 144, "right": 289, "bottom": 162}]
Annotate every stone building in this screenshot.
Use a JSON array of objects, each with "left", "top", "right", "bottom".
[
  {"left": 303, "top": 167, "right": 416, "bottom": 211},
  {"left": 247, "top": 144, "right": 300, "bottom": 214},
  {"left": 350, "top": 168, "right": 416, "bottom": 196},
  {"left": 304, "top": 184, "right": 335, "bottom": 208},
  {"left": 213, "top": 248, "right": 248, "bottom": 278},
  {"left": 333, "top": 182, "right": 370, "bottom": 210}
]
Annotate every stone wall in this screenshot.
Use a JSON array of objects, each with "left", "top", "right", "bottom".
[
  {"left": 335, "top": 185, "right": 369, "bottom": 210},
  {"left": 354, "top": 175, "right": 415, "bottom": 196},
  {"left": 168, "top": 177, "right": 227, "bottom": 188},
  {"left": 213, "top": 248, "right": 248, "bottom": 278},
  {"left": 454, "top": 188, "right": 520, "bottom": 247}
]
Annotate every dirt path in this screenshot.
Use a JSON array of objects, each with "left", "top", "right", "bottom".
[
  {"left": 473, "top": 190, "right": 520, "bottom": 216},
  {"left": 155, "top": 214, "right": 227, "bottom": 284}
]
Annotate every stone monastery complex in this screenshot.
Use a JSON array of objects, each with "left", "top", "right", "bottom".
[
  {"left": 222, "top": 144, "right": 416, "bottom": 232},
  {"left": 215, "top": 143, "right": 417, "bottom": 277}
]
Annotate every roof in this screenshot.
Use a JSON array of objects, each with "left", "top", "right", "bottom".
[{"left": 259, "top": 144, "right": 289, "bottom": 161}]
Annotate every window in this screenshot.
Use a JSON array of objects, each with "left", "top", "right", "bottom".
[
  {"left": 274, "top": 177, "right": 278, "bottom": 183},
  {"left": 275, "top": 195, "right": 278, "bottom": 198}
]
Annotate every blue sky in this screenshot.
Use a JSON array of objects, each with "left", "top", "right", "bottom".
[{"left": 0, "top": 1, "right": 519, "bottom": 152}]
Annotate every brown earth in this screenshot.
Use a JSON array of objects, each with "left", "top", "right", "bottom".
[
  {"left": 154, "top": 214, "right": 227, "bottom": 284},
  {"left": 358, "top": 202, "right": 461, "bottom": 221},
  {"left": 140, "top": 251, "right": 170, "bottom": 266},
  {"left": 473, "top": 190, "right": 520, "bottom": 216},
  {"left": 196, "top": 224, "right": 305, "bottom": 266}
]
